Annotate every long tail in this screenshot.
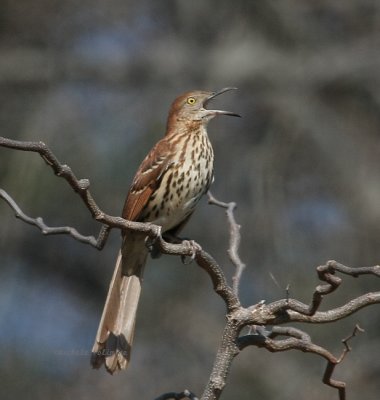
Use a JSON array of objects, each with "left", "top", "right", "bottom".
[{"left": 91, "top": 232, "right": 148, "bottom": 374}]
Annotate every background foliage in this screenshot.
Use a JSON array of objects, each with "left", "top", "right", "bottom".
[{"left": 0, "top": 1, "right": 379, "bottom": 399}]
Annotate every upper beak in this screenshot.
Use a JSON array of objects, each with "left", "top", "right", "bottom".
[{"left": 203, "top": 87, "right": 241, "bottom": 118}]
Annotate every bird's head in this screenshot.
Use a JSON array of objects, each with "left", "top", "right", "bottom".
[{"left": 166, "top": 87, "right": 240, "bottom": 132}]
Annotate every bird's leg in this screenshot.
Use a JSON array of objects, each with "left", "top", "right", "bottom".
[
  {"left": 147, "top": 230, "right": 202, "bottom": 263},
  {"left": 147, "top": 213, "right": 200, "bottom": 261},
  {"left": 145, "top": 234, "right": 162, "bottom": 258},
  {"left": 145, "top": 230, "right": 182, "bottom": 259},
  {"left": 162, "top": 232, "right": 202, "bottom": 263}
]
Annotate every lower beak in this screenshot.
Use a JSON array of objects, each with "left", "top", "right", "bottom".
[
  {"left": 208, "top": 109, "right": 241, "bottom": 117},
  {"left": 204, "top": 87, "right": 241, "bottom": 118}
]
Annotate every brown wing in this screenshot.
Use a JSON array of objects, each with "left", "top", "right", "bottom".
[{"left": 122, "top": 138, "right": 173, "bottom": 221}]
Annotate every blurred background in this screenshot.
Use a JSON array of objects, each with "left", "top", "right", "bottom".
[{"left": 0, "top": 1, "right": 379, "bottom": 399}]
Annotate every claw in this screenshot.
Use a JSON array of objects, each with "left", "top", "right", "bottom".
[
  {"left": 145, "top": 236, "right": 155, "bottom": 251},
  {"left": 181, "top": 240, "right": 202, "bottom": 264},
  {"left": 145, "top": 236, "right": 162, "bottom": 258}
]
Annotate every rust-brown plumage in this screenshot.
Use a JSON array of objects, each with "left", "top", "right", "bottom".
[{"left": 91, "top": 88, "right": 240, "bottom": 374}]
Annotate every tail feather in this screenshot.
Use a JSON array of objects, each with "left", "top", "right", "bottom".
[{"left": 91, "top": 233, "right": 148, "bottom": 373}]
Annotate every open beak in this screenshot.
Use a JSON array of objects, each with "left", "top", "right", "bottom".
[{"left": 203, "top": 87, "right": 241, "bottom": 118}]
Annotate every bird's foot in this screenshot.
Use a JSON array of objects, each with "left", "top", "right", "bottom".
[
  {"left": 145, "top": 235, "right": 163, "bottom": 259},
  {"left": 181, "top": 240, "right": 202, "bottom": 264},
  {"left": 146, "top": 231, "right": 185, "bottom": 258},
  {"left": 146, "top": 233, "right": 201, "bottom": 262}
]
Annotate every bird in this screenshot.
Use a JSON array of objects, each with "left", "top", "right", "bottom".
[{"left": 91, "top": 87, "right": 240, "bottom": 374}]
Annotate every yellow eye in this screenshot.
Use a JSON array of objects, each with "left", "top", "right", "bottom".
[{"left": 187, "top": 97, "right": 196, "bottom": 105}]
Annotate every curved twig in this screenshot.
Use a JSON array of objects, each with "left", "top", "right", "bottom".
[
  {"left": 0, "top": 188, "right": 110, "bottom": 249},
  {"left": 207, "top": 191, "right": 246, "bottom": 295},
  {"left": 238, "top": 324, "right": 364, "bottom": 400}
]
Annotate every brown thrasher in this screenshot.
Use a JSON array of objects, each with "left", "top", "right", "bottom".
[{"left": 91, "top": 88, "right": 240, "bottom": 374}]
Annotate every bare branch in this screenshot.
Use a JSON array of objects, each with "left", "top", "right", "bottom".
[
  {"left": 0, "top": 136, "right": 101, "bottom": 217},
  {"left": 270, "top": 292, "right": 379, "bottom": 324},
  {"left": 265, "top": 260, "right": 380, "bottom": 323},
  {"left": 340, "top": 324, "right": 365, "bottom": 356},
  {"left": 323, "top": 260, "right": 380, "bottom": 278},
  {"left": 322, "top": 324, "right": 364, "bottom": 400},
  {"left": 158, "top": 237, "right": 241, "bottom": 312},
  {"left": 207, "top": 191, "right": 246, "bottom": 295},
  {"left": 307, "top": 260, "right": 380, "bottom": 315},
  {"left": 237, "top": 326, "right": 337, "bottom": 362},
  {"left": 238, "top": 324, "right": 364, "bottom": 400},
  {"left": 323, "top": 362, "right": 346, "bottom": 400},
  {"left": 0, "top": 137, "right": 163, "bottom": 238},
  {"left": 0, "top": 189, "right": 110, "bottom": 249}
]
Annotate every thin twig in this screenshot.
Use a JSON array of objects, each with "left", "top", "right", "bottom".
[
  {"left": 339, "top": 324, "right": 365, "bottom": 361},
  {"left": 266, "top": 292, "right": 380, "bottom": 325},
  {"left": 238, "top": 324, "right": 365, "bottom": 400},
  {"left": 0, "top": 137, "right": 163, "bottom": 240},
  {"left": 0, "top": 136, "right": 106, "bottom": 221},
  {"left": 207, "top": 190, "right": 246, "bottom": 295},
  {"left": 0, "top": 189, "right": 110, "bottom": 249},
  {"left": 322, "top": 324, "right": 364, "bottom": 400},
  {"left": 238, "top": 327, "right": 348, "bottom": 399},
  {"left": 267, "top": 260, "right": 380, "bottom": 320}
]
